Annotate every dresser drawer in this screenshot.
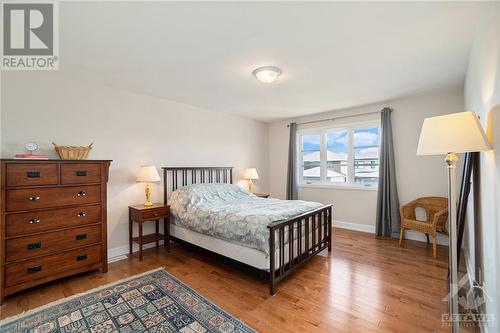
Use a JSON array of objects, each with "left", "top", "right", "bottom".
[
  {"left": 6, "top": 185, "right": 101, "bottom": 212},
  {"left": 6, "top": 163, "right": 58, "bottom": 187},
  {"left": 61, "top": 163, "right": 101, "bottom": 184},
  {"left": 5, "top": 244, "right": 101, "bottom": 288},
  {"left": 6, "top": 225, "right": 101, "bottom": 262},
  {"left": 6, "top": 205, "right": 101, "bottom": 237}
]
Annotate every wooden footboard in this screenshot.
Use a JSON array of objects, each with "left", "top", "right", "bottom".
[{"left": 268, "top": 205, "right": 332, "bottom": 295}]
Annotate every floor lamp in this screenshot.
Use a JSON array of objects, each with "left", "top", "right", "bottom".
[{"left": 417, "top": 111, "right": 490, "bottom": 333}]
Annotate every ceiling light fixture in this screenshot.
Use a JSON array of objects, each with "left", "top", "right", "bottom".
[{"left": 252, "top": 66, "right": 282, "bottom": 83}]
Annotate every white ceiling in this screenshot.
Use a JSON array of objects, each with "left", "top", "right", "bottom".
[{"left": 60, "top": 1, "right": 488, "bottom": 122}]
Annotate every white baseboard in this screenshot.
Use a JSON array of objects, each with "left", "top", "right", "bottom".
[
  {"left": 334, "top": 219, "right": 448, "bottom": 246},
  {"left": 334, "top": 220, "right": 375, "bottom": 233},
  {"left": 405, "top": 230, "right": 448, "bottom": 246},
  {"left": 108, "top": 245, "right": 130, "bottom": 260},
  {"left": 108, "top": 241, "right": 165, "bottom": 263},
  {"left": 108, "top": 255, "right": 128, "bottom": 263}
]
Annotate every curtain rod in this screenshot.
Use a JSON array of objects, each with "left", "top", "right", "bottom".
[{"left": 287, "top": 109, "right": 385, "bottom": 127}]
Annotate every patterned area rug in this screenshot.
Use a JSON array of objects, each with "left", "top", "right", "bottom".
[{"left": 0, "top": 268, "right": 256, "bottom": 333}]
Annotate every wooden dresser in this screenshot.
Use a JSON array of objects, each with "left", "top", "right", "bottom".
[{"left": 0, "top": 159, "right": 111, "bottom": 304}]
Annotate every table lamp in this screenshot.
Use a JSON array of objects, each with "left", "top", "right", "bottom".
[
  {"left": 136, "top": 165, "right": 161, "bottom": 207},
  {"left": 417, "top": 111, "right": 490, "bottom": 333},
  {"left": 244, "top": 168, "right": 259, "bottom": 192}
]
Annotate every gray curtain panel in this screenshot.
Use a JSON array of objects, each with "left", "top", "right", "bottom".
[
  {"left": 376, "top": 107, "right": 400, "bottom": 237},
  {"left": 286, "top": 122, "right": 298, "bottom": 200}
]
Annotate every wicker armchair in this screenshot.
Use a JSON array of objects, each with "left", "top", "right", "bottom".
[{"left": 399, "top": 197, "right": 448, "bottom": 258}]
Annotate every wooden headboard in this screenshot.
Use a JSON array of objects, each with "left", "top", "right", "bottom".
[{"left": 162, "top": 167, "right": 234, "bottom": 203}]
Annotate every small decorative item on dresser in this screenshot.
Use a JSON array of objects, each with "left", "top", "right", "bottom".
[
  {"left": 136, "top": 165, "right": 161, "bottom": 207},
  {"left": 129, "top": 203, "right": 170, "bottom": 261},
  {"left": 53, "top": 142, "right": 93, "bottom": 160},
  {"left": 244, "top": 168, "right": 259, "bottom": 192},
  {"left": 25, "top": 142, "right": 39, "bottom": 154},
  {"left": 14, "top": 142, "right": 49, "bottom": 159}
]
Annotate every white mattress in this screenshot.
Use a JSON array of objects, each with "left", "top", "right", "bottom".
[
  {"left": 171, "top": 224, "right": 271, "bottom": 270},
  {"left": 171, "top": 223, "right": 321, "bottom": 271}
]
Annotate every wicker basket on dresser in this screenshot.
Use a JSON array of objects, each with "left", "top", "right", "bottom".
[{"left": 0, "top": 159, "right": 111, "bottom": 304}]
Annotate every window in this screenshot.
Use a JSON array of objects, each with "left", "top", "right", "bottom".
[{"left": 298, "top": 121, "right": 380, "bottom": 189}]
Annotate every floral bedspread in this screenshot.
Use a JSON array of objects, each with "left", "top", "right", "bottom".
[{"left": 169, "top": 183, "right": 324, "bottom": 254}]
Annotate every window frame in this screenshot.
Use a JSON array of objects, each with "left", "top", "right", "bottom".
[{"left": 297, "top": 119, "right": 381, "bottom": 191}]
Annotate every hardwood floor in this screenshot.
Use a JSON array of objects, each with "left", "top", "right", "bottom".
[{"left": 0, "top": 228, "right": 456, "bottom": 332}]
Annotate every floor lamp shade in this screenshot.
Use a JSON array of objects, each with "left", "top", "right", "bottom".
[{"left": 417, "top": 111, "right": 490, "bottom": 155}]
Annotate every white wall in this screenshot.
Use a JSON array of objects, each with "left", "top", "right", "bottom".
[
  {"left": 1, "top": 71, "right": 269, "bottom": 254},
  {"left": 269, "top": 88, "right": 463, "bottom": 237},
  {"left": 464, "top": 3, "right": 500, "bottom": 331},
  {"left": 0, "top": 71, "right": 2, "bottom": 157}
]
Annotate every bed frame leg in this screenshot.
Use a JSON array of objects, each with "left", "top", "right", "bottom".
[
  {"left": 270, "top": 280, "right": 276, "bottom": 295},
  {"left": 269, "top": 228, "right": 276, "bottom": 295},
  {"left": 328, "top": 206, "right": 333, "bottom": 252}
]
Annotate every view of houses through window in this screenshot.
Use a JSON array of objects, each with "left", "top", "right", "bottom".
[{"left": 299, "top": 122, "right": 380, "bottom": 187}]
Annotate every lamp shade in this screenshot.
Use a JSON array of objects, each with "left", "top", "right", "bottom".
[
  {"left": 417, "top": 111, "right": 490, "bottom": 156},
  {"left": 244, "top": 168, "right": 259, "bottom": 179},
  {"left": 136, "top": 165, "right": 161, "bottom": 182}
]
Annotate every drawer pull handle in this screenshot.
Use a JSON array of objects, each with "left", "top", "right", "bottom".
[
  {"left": 76, "top": 233, "right": 87, "bottom": 240},
  {"left": 29, "top": 196, "right": 40, "bottom": 201},
  {"left": 76, "top": 171, "right": 88, "bottom": 176},
  {"left": 27, "top": 265, "right": 41, "bottom": 274},
  {"left": 77, "top": 212, "right": 87, "bottom": 217},
  {"left": 27, "top": 242, "right": 42, "bottom": 250},
  {"left": 29, "top": 218, "right": 41, "bottom": 224},
  {"left": 26, "top": 171, "right": 41, "bottom": 178},
  {"left": 77, "top": 191, "right": 86, "bottom": 197},
  {"left": 76, "top": 254, "right": 87, "bottom": 261}
]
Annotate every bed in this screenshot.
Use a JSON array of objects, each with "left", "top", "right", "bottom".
[{"left": 162, "top": 167, "right": 332, "bottom": 294}]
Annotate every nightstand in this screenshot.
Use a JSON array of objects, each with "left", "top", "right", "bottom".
[
  {"left": 129, "top": 203, "right": 170, "bottom": 261},
  {"left": 253, "top": 193, "right": 270, "bottom": 198}
]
